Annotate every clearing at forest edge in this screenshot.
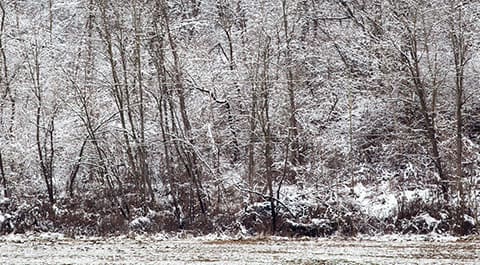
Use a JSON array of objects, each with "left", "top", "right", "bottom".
[{"left": 0, "top": 234, "right": 478, "bottom": 264}]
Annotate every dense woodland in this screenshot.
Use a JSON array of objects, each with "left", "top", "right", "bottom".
[{"left": 0, "top": 0, "right": 479, "bottom": 236}]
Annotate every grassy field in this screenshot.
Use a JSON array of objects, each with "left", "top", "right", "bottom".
[{"left": 0, "top": 234, "right": 478, "bottom": 264}]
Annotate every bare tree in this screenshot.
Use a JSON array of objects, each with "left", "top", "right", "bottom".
[
  {"left": 387, "top": 3, "right": 448, "bottom": 199},
  {"left": 28, "top": 39, "right": 55, "bottom": 204},
  {"left": 449, "top": 0, "right": 472, "bottom": 232},
  {"left": 0, "top": 1, "right": 12, "bottom": 198},
  {"left": 281, "top": 0, "right": 300, "bottom": 166},
  {"left": 157, "top": 0, "right": 209, "bottom": 221}
]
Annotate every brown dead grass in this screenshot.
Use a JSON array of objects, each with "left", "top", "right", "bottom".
[{"left": 205, "top": 236, "right": 277, "bottom": 245}]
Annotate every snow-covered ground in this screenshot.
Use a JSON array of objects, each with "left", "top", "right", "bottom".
[{"left": 0, "top": 234, "right": 478, "bottom": 264}]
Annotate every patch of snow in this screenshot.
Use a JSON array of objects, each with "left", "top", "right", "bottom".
[
  {"left": 220, "top": 169, "right": 243, "bottom": 186},
  {"left": 129, "top": 216, "right": 151, "bottom": 230},
  {"left": 464, "top": 214, "right": 475, "bottom": 226},
  {"left": 353, "top": 182, "right": 368, "bottom": 200},
  {"left": 0, "top": 233, "right": 26, "bottom": 243},
  {"left": 39, "top": 232, "right": 65, "bottom": 241},
  {"left": 354, "top": 182, "right": 398, "bottom": 220},
  {"left": 360, "top": 233, "right": 459, "bottom": 242},
  {"left": 417, "top": 213, "right": 439, "bottom": 227},
  {"left": 0, "top": 213, "right": 12, "bottom": 229},
  {"left": 402, "top": 189, "right": 432, "bottom": 202},
  {"left": 311, "top": 218, "right": 330, "bottom": 226},
  {"left": 52, "top": 204, "right": 67, "bottom": 216},
  {"left": 195, "top": 233, "right": 233, "bottom": 242},
  {"left": 151, "top": 233, "right": 170, "bottom": 241},
  {"left": 277, "top": 184, "right": 318, "bottom": 216},
  {"left": 0, "top": 197, "right": 10, "bottom": 205},
  {"left": 440, "top": 212, "right": 448, "bottom": 220}
]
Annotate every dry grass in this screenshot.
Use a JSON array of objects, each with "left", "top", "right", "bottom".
[{"left": 205, "top": 236, "right": 275, "bottom": 245}]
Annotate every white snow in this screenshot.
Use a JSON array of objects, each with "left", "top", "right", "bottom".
[
  {"left": 277, "top": 184, "right": 317, "bottom": 216},
  {"left": 0, "top": 233, "right": 26, "bottom": 243},
  {"left": 354, "top": 182, "right": 398, "bottom": 220},
  {"left": 464, "top": 214, "right": 476, "bottom": 226},
  {"left": 129, "top": 216, "right": 151, "bottom": 229},
  {"left": 52, "top": 204, "right": 67, "bottom": 216},
  {"left": 0, "top": 197, "right": 10, "bottom": 205},
  {"left": 421, "top": 213, "right": 439, "bottom": 227},
  {"left": 402, "top": 189, "right": 432, "bottom": 203},
  {"left": 311, "top": 218, "right": 330, "bottom": 226},
  {"left": 0, "top": 213, "right": 11, "bottom": 227},
  {"left": 39, "top": 232, "right": 65, "bottom": 241},
  {"left": 0, "top": 235, "right": 478, "bottom": 264}
]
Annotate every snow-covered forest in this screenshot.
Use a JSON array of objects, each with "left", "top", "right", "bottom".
[{"left": 0, "top": 0, "right": 479, "bottom": 236}]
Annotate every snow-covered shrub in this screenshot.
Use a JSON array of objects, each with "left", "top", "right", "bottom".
[
  {"left": 396, "top": 191, "right": 450, "bottom": 234},
  {"left": 53, "top": 203, "right": 98, "bottom": 236},
  {"left": 285, "top": 218, "right": 336, "bottom": 237},
  {"left": 239, "top": 202, "right": 274, "bottom": 235},
  {"left": 462, "top": 215, "right": 476, "bottom": 234},
  {"left": 129, "top": 216, "right": 152, "bottom": 232},
  {"left": 0, "top": 199, "right": 56, "bottom": 234},
  {"left": 398, "top": 213, "right": 446, "bottom": 234},
  {"left": 451, "top": 209, "right": 477, "bottom": 235},
  {"left": 0, "top": 212, "right": 13, "bottom": 234}
]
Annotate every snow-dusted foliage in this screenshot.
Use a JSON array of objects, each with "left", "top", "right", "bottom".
[{"left": 0, "top": 0, "right": 478, "bottom": 236}]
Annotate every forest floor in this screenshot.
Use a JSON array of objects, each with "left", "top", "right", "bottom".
[{"left": 0, "top": 233, "right": 478, "bottom": 264}]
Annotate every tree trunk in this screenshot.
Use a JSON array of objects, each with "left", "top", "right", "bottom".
[
  {"left": 405, "top": 32, "right": 447, "bottom": 200},
  {"left": 450, "top": 1, "right": 470, "bottom": 232},
  {"left": 259, "top": 35, "right": 275, "bottom": 234},
  {"left": 0, "top": 151, "right": 7, "bottom": 197},
  {"left": 159, "top": 0, "right": 208, "bottom": 219},
  {"left": 282, "top": 0, "right": 299, "bottom": 167}
]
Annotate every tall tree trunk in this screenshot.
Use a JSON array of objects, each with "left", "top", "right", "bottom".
[
  {"left": 0, "top": 151, "right": 7, "bottom": 197},
  {"left": 159, "top": 0, "right": 208, "bottom": 219},
  {"left": 133, "top": 2, "right": 154, "bottom": 205},
  {"left": 259, "top": 35, "right": 275, "bottom": 234},
  {"left": 404, "top": 30, "right": 447, "bottom": 200},
  {"left": 281, "top": 0, "right": 299, "bottom": 167},
  {"left": 248, "top": 74, "right": 258, "bottom": 188},
  {"left": 450, "top": 1, "right": 470, "bottom": 232},
  {"left": 30, "top": 40, "right": 55, "bottom": 204},
  {"left": 68, "top": 137, "right": 87, "bottom": 197},
  {"left": 0, "top": 1, "right": 14, "bottom": 135}
]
